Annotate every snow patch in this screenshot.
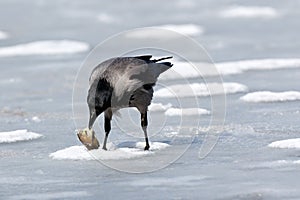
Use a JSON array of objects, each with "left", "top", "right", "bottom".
[
  {"left": 165, "top": 108, "right": 210, "bottom": 116},
  {"left": 0, "top": 40, "right": 89, "bottom": 57},
  {"left": 161, "top": 58, "right": 300, "bottom": 79},
  {"left": 155, "top": 82, "right": 248, "bottom": 98},
  {"left": 0, "top": 130, "right": 42, "bottom": 143},
  {"left": 149, "top": 103, "right": 172, "bottom": 112},
  {"left": 249, "top": 160, "right": 300, "bottom": 169},
  {"left": 268, "top": 138, "right": 300, "bottom": 149},
  {"left": 149, "top": 103, "right": 210, "bottom": 116},
  {"left": 49, "top": 142, "right": 170, "bottom": 161},
  {"left": 156, "top": 24, "right": 204, "bottom": 36},
  {"left": 176, "top": 0, "right": 195, "bottom": 9},
  {"left": 0, "top": 31, "right": 9, "bottom": 40},
  {"left": 160, "top": 61, "right": 217, "bottom": 80},
  {"left": 241, "top": 91, "right": 300, "bottom": 103},
  {"left": 216, "top": 58, "right": 300, "bottom": 75},
  {"left": 220, "top": 6, "right": 279, "bottom": 19},
  {"left": 97, "top": 13, "right": 117, "bottom": 23},
  {"left": 0, "top": 78, "right": 21, "bottom": 84},
  {"left": 126, "top": 24, "right": 203, "bottom": 39},
  {"left": 31, "top": 116, "right": 42, "bottom": 123},
  {"left": 272, "top": 160, "right": 300, "bottom": 166}
]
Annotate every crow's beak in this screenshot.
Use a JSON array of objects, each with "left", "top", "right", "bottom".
[{"left": 88, "top": 110, "right": 97, "bottom": 129}]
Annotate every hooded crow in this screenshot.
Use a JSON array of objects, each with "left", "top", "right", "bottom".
[{"left": 86, "top": 55, "right": 173, "bottom": 150}]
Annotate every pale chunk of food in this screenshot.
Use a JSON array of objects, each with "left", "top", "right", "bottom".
[{"left": 77, "top": 128, "right": 100, "bottom": 150}]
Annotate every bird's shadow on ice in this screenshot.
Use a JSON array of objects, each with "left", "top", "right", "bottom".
[
  {"left": 116, "top": 141, "right": 141, "bottom": 148},
  {"left": 116, "top": 140, "right": 171, "bottom": 149}
]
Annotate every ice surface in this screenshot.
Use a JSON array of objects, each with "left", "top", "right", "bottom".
[
  {"left": 128, "top": 175, "right": 208, "bottom": 187},
  {"left": 220, "top": 6, "right": 279, "bottom": 19},
  {"left": 0, "top": 130, "right": 43, "bottom": 143},
  {"left": 0, "top": 40, "right": 89, "bottom": 57},
  {"left": 2, "top": 0, "right": 300, "bottom": 199},
  {"left": 125, "top": 24, "right": 203, "bottom": 38},
  {"left": 8, "top": 191, "right": 91, "bottom": 200},
  {"left": 155, "top": 82, "right": 248, "bottom": 98},
  {"left": 0, "top": 30, "right": 8, "bottom": 40},
  {"left": 49, "top": 142, "right": 170, "bottom": 161},
  {"left": 164, "top": 107, "right": 210, "bottom": 116},
  {"left": 268, "top": 138, "right": 300, "bottom": 149},
  {"left": 240, "top": 91, "right": 300, "bottom": 103}
]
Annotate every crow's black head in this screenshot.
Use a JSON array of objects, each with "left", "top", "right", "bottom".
[{"left": 87, "top": 78, "right": 112, "bottom": 129}]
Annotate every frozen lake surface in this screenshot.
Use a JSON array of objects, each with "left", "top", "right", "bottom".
[{"left": 1, "top": 0, "right": 300, "bottom": 199}]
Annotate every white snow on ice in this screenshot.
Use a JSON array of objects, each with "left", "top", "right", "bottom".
[
  {"left": 220, "top": 5, "right": 279, "bottom": 19},
  {"left": 0, "top": 78, "right": 21, "bottom": 85},
  {"left": 0, "top": 31, "right": 9, "bottom": 40},
  {"left": 270, "top": 160, "right": 300, "bottom": 166},
  {"left": 156, "top": 24, "right": 204, "bottom": 36},
  {"left": 49, "top": 142, "right": 170, "bottom": 161},
  {"left": 216, "top": 58, "right": 300, "bottom": 75},
  {"left": 240, "top": 91, "right": 300, "bottom": 103},
  {"left": 160, "top": 58, "right": 300, "bottom": 80},
  {"left": 149, "top": 103, "right": 210, "bottom": 116},
  {"left": 31, "top": 116, "right": 42, "bottom": 123},
  {"left": 176, "top": 0, "right": 195, "bottom": 9},
  {"left": 248, "top": 160, "right": 300, "bottom": 169},
  {"left": 0, "top": 130, "right": 42, "bottom": 143},
  {"left": 273, "top": 160, "right": 300, "bottom": 166},
  {"left": 155, "top": 82, "right": 248, "bottom": 98},
  {"left": 149, "top": 103, "right": 172, "bottom": 112},
  {"left": 268, "top": 138, "right": 300, "bottom": 149},
  {"left": 0, "top": 40, "right": 89, "bottom": 57},
  {"left": 165, "top": 108, "right": 210, "bottom": 116},
  {"left": 160, "top": 61, "right": 217, "bottom": 80},
  {"left": 126, "top": 24, "right": 204, "bottom": 39},
  {"left": 97, "top": 13, "right": 117, "bottom": 23}
]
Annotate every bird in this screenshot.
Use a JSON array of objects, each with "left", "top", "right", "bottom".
[{"left": 86, "top": 55, "right": 173, "bottom": 151}]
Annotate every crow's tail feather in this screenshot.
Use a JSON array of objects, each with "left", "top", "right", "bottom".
[{"left": 152, "top": 56, "right": 173, "bottom": 63}]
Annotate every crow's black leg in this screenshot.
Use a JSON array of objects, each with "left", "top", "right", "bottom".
[
  {"left": 103, "top": 109, "right": 112, "bottom": 150},
  {"left": 141, "top": 111, "right": 150, "bottom": 150}
]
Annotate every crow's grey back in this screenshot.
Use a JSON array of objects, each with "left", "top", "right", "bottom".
[{"left": 89, "top": 56, "right": 172, "bottom": 99}]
